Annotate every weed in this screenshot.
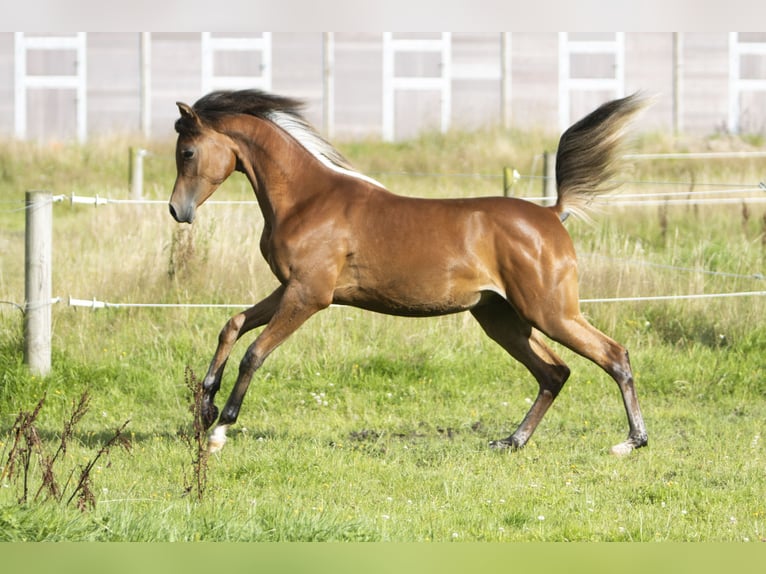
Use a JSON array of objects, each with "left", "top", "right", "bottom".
[
  {"left": 1, "top": 392, "right": 131, "bottom": 511},
  {"left": 167, "top": 226, "right": 196, "bottom": 281},
  {"left": 179, "top": 367, "right": 209, "bottom": 501}
]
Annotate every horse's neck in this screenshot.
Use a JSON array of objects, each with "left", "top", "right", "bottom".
[{"left": 233, "top": 116, "right": 335, "bottom": 220}]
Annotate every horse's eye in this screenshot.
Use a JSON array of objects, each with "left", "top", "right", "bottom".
[{"left": 182, "top": 149, "right": 195, "bottom": 160}]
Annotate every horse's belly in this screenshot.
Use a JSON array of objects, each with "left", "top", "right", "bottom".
[{"left": 332, "top": 281, "right": 485, "bottom": 317}]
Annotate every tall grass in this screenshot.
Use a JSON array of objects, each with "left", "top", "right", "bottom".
[{"left": 0, "top": 127, "right": 764, "bottom": 541}]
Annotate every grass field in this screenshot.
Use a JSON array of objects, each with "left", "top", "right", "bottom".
[{"left": 0, "top": 126, "right": 764, "bottom": 541}]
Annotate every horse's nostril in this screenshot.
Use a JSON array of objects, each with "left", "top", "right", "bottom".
[{"left": 169, "top": 203, "right": 178, "bottom": 221}]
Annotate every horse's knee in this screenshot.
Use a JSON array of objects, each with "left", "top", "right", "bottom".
[{"left": 220, "top": 313, "right": 246, "bottom": 345}]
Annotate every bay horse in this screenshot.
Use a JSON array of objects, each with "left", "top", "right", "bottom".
[{"left": 169, "top": 89, "right": 649, "bottom": 456}]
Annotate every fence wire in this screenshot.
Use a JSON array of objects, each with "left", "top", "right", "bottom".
[{"left": 2, "top": 160, "right": 765, "bottom": 313}]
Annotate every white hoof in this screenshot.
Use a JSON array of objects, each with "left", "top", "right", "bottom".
[
  {"left": 208, "top": 425, "right": 228, "bottom": 453},
  {"left": 609, "top": 441, "right": 634, "bottom": 457}
]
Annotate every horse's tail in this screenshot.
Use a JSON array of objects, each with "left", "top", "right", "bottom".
[{"left": 553, "top": 92, "right": 651, "bottom": 221}]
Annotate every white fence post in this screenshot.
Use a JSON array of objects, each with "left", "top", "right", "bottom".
[
  {"left": 140, "top": 32, "right": 152, "bottom": 138},
  {"left": 672, "top": 32, "right": 684, "bottom": 136},
  {"left": 501, "top": 32, "right": 512, "bottom": 129},
  {"left": 543, "top": 151, "right": 557, "bottom": 206},
  {"left": 322, "top": 32, "right": 335, "bottom": 139},
  {"left": 24, "top": 191, "right": 53, "bottom": 376}
]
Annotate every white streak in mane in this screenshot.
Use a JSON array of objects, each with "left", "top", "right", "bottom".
[{"left": 266, "top": 111, "right": 386, "bottom": 189}]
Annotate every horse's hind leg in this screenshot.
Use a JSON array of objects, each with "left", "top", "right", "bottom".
[
  {"left": 542, "top": 313, "right": 648, "bottom": 455},
  {"left": 471, "top": 297, "right": 571, "bottom": 450},
  {"left": 200, "top": 286, "right": 285, "bottom": 428}
]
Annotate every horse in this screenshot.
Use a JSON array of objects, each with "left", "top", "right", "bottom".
[{"left": 169, "top": 89, "right": 649, "bottom": 456}]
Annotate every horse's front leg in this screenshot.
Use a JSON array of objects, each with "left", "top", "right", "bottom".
[
  {"left": 208, "top": 282, "right": 329, "bottom": 452},
  {"left": 200, "top": 286, "right": 285, "bottom": 428}
]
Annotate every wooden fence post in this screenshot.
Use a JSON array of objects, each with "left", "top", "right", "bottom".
[
  {"left": 24, "top": 190, "right": 53, "bottom": 376},
  {"left": 129, "top": 147, "right": 145, "bottom": 200}
]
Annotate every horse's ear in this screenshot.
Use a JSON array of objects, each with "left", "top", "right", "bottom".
[{"left": 177, "top": 102, "right": 201, "bottom": 125}]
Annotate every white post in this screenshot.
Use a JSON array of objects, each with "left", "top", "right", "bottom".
[
  {"left": 440, "top": 32, "right": 452, "bottom": 134},
  {"left": 75, "top": 32, "right": 87, "bottom": 143},
  {"left": 261, "top": 33, "right": 273, "bottom": 91},
  {"left": 140, "top": 32, "right": 152, "bottom": 138},
  {"left": 614, "top": 32, "right": 625, "bottom": 98},
  {"left": 382, "top": 32, "right": 394, "bottom": 141},
  {"left": 558, "top": 32, "right": 570, "bottom": 132},
  {"left": 672, "top": 32, "right": 684, "bottom": 136},
  {"left": 14, "top": 32, "right": 27, "bottom": 139},
  {"left": 322, "top": 32, "right": 335, "bottom": 139},
  {"left": 24, "top": 191, "right": 53, "bottom": 376},
  {"left": 543, "top": 151, "right": 557, "bottom": 207},
  {"left": 501, "top": 32, "right": 512, "bottom": 129},
  {"left": 728, "top": 32, "right": 740, "bottom": 134}
]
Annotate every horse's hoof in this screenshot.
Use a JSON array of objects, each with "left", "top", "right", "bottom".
[
  {"left": 609, "top": 441, "right": 634, "bottom": 456},
  {"left": 208, "top": 425, "right": 228, "bottom": 453},
  {"left": 489, "top": 438, "right": 521, "bottom": 451}
]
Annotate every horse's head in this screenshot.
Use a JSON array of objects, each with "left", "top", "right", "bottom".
[{"left": 169, "top": 102, "right": 237, "bottom": 224}]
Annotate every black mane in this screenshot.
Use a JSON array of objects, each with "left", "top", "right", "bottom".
[
  {"left": 196, "top": 89, "right": 304, "bottom": 118},
  {"left": 175, "top": 89, "right": 305, "bottom": 133},
  {"left": 174, "top": 89, "right": 367, "bottom": 177}
]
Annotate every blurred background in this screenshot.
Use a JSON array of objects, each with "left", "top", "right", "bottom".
[{"left": 1, "top": 32, "right": 765, "bottom": 143}]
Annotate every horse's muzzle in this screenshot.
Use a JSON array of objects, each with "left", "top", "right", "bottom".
[{"left": 169, "top": 201, "right": 195, "bottom": 224}]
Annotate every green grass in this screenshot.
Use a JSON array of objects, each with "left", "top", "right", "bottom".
[{"left": 0, "top": 128, "right": 764, "bottom": 541}]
